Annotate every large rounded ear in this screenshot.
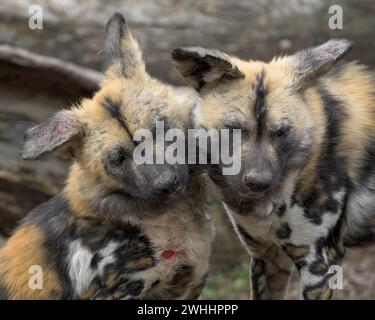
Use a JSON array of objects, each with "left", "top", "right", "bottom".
[
  {"left": 289, "top": 39, "right": 353, "bottom": 90},
  {"left": 171, "top": 47, "right": 244, "bottom": 92},
  {"left": 104, "top": 12, "right": 145, "bottom": 78},
  {"left": 19, "top": 110, "right": 82, "bottom": 160}
]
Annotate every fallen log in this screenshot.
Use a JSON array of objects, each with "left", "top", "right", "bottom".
[{"left": 0, "top": 46, "right": 102, "bottom": 236}]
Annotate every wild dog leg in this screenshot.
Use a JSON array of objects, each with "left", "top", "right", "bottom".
[
  {"left": 80, "top": 251, "right": 155, "bottom": 300},
  {"left": 234, "top": 223, "right": 294, "bottom": 300},
  {"left": 82, "top": 276, "right": 145, "bottom": 300},
  {"left": 80, "top": 263, "right": 148, "bottom": 300},
  {"left": 278, "top": 203, "right": 346, "bottom": 300},
  {"left": 250, "top": 243, "right": 294, "bottom": 300},
  {"left": 282, "top": 239, "right": 345, "bottom": 300}
]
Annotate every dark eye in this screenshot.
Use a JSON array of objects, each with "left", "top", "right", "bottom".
[
  {"left": 108, "top": 148, "right": 126, "bottom": 167},
  {"left": 275, "top": 126, "right": 290, "bottom": 138}
]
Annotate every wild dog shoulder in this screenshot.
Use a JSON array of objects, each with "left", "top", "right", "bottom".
[
  {"left": 0, "top": 196, "right": 71, "bottom": 299},
  {"left": 74, "top": 200, "right": 213, "bottom": 300},
  {"left": 68, "top": 218, "right": 156, "bottom": 300}
]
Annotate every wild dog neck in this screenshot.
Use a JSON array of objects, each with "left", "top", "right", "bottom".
[{"left": 215, "top": 168, "right": 301, "bottom": 217}]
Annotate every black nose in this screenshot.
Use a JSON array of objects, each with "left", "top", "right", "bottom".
[
  {"left": 154, "top": 172, "right": 179, "bottom": 196},
  {"left": 243, "top": 173, "right": 271, "bottom": 193}
]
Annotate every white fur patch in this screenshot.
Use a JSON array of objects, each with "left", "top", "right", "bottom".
[
  {"left": 68, "top": 240, "right": 95, "bottom": 296},
  {"left": 68, "top": 240, "right": 121, "bottom": 297},
  {"left": 193, "top": 100, "right": 204, "bottom": 127},
  {"left": 97, "top": 241, "right": 120, "bottom": 274}
]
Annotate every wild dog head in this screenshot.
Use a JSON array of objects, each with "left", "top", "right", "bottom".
[
  {"left": 20, "top": 13, "right": 193, "bottom": 217},
  {"left": 172, "top": 40, "right": 352, "bottom": 199}
]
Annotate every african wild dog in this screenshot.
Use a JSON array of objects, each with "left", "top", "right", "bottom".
[
  {"left": 172, "top": 40, "right": 375, "bottom": 299},
  {"left": 0, "top": 13, "right": 214, "bottom": 299}
]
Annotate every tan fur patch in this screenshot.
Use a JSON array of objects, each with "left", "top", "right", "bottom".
[
  {"left": 0, "top": 225, "right": 61, "bottom": 299},
  {"left": 322, "top": 63, "right": 375, "bottom": 186},
  {"left": 124, "top": 256, "right": 155, "bottom": 272},
  {"left": 304, "top": 284, "right": 332, "bottom": 300}
]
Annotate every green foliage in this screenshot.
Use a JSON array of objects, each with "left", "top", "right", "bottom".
[{"left": 201, "top": 263, "right": 250, "bottom": 300}]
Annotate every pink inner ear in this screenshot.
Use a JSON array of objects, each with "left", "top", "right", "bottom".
[
  {"left": 57, "top": 123, "right": 65, "bottom": 134},
  {"left": 41, "top": 127, "right": 49, "bottom": 136}
]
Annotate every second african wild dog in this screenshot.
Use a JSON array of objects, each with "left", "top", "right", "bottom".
[
  {"left": 172, "top": 40, "right": 375, "bottom": 299},
  {"left": 0, "top": 13, "right": 214, "bottom": 299}
]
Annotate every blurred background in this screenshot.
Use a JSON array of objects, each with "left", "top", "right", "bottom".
[{"left": 0, "top": 0, "right": 374, "bottom": 299}]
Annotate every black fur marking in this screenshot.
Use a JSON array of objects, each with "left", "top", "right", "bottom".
[
  {"left": 23, "top": 194, "right": 155, "bottom": 299},
  {"left": 326, "top": 62, "right": 346, "bottom": 79},
  {"left": 273, "top": 128, "right": 299, "bottom": 183},
  {"left": 359, "top": 144, "right": 375, "bottom": 184},
  {"left": 253, "top": 71, "right": 267, "bottom": 139},
  {"left": 251, "top": 258, "right": 265, "bottom": 300},
  {"left": 89, "top": 277, "right": 144, "bottom": 300},
  {"left": 299, "top": 87, "right": 348, "bottom": 225},
  {"left": 360, "top": 141, "right": 375, "bottom": 181},
  {"left": 309, "top": 258, "right": 329, "bottom": 276},
  {"left": 281, "top": 243, "right": 309, "bottom": 271},
  {"left": 275, "top": 203, "right": 287, "bottom": 217},
  {"left": 318, "top": 87, "right": 348, "bottom": 190},
  {"left": 170, "top": 265, "right": 193, "bottom": 286},
  {"left": 117, "top": 279, "right": 144, "bottom": 296},
  {"left": 104, "top": 97, "right": 129, "bottom": 132},
  {"left": 315, "top": 215, "right": 346, "bottom": 265},
  {"left": 167, "top": 264, "right": 194, "bottom": 297},
  {"left": 236, "top": 224, "right": 260, "bottom": 247},
  {"left": 302, "top": 188, "right": 322, "bottom": 225},
  {"left": 24, "top": 196, "right": 76, "bottom": 299},
  {"left": 91, "top": 253, "right": 101, "bottom": 269},
  {"left": 302, "top": 275, "right": 332, "bottom": 300},
  {"left": 0, "top": 282, "right": 8, "bottom": 300},
  {"left": 151, "top": 279, "right": 161, "bottom": 288},
  {"left": 290, "top": 192, "right": 298, "bottom": 207},
  {"left": 277, "top": 223, "right": 292, "bottom": 240},
  {"left": 187, "top": 61, "right": 211, "bottom": 92}
]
